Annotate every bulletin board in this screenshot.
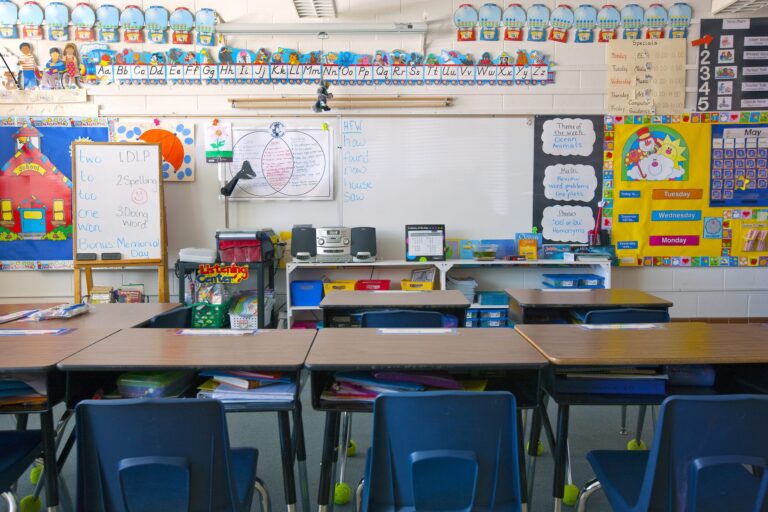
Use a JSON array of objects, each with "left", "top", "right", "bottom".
[
  {"left": 533, "top": 115, "right": 604, "bottom": 244},
  {"left": 607, "top": 112, "right": 768, "bottom": 267}
]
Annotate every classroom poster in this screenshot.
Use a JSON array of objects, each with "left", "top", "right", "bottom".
[
  {"left": 113, "top": 120, "right": 195, "bottom": 182},
  {"left": 607, "top": 39, "right": 686, "bottom": 115},
  {"left": 608, "top": 113, "right": 768, "bottom": 267},
  {"left": 696, "top": 17, "right": 768, "bottom": 112},
  {"left": 225, "top": 123, "right": 333, "bottom": 201},
  {"left": 533, "top": 115, "right": 604, "bottom": 243},
  {"left": 0, "top": 118, "right": 110, "bottom": 270}
]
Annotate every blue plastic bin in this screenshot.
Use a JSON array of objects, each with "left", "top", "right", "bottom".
[
  {"left": 476, "top": 291, "right": 509, "bottom": 305},
  {"left": 291, "top": 280, "right": 324, "bottom": 306}
]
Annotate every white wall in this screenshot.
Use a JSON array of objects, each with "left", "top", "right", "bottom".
[{"left": 1, "top": 0, "right": 767, "bottom": 319}]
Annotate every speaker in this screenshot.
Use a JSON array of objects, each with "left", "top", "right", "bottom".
[
  {"left": 291, "top": 226, "right": 316, "bottom": 262},
  {"left": 351, "top": 227, "right": 377, "bottom": 262}
]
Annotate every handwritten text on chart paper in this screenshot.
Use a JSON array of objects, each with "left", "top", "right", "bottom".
[{"left": 342, "top": 119, "right": 373, "bottom": 203}]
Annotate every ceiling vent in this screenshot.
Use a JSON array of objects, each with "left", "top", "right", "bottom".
[
  {"left": 711, "top": 0, "right": 768, "bottom": 14},
  {"left": 293, "top": 0, "right": 337, "bottom": 18}
]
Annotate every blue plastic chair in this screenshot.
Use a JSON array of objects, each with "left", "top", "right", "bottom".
[
  {"left": 361, "top": 391, "right": 523, "bottom": 512},
  {"left": 76, "top": 399, "right": 269, "bottom": 512},
  {"left": 574, "top": 308, "right": 671, "bottom": 325},
  {"left": 578, "top": 395, "right": 768, "bottom": 512},
  {"left": 360, "top": 309, "right": 444, "bottom": 328},
  {"left": 147, "top": 306, "right": 192, "bottom": 328},
  {"left": 0, "top": 429, "right": 43, "bottom": 510}
]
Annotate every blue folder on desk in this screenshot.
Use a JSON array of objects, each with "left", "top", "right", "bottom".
[{"left": 554, "top": 377, "right": 666, "bottom": 396}]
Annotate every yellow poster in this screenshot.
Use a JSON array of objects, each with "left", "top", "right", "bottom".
[{"left": 612, "top": 122, "right": 724, "bottom": 264}]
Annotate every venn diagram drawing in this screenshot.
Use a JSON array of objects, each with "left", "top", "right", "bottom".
[{"left": 227, "top": 124, "right": 333, "bottom": 200}]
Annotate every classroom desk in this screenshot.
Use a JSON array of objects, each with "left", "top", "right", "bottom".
[
  {"left": 506, "top": 288, "right": 673, "bottom": 324},
  {"left": 319, "top": 290, "right": 470, "bottom": 327},
  {"left": 0, "top": 327, "right": 117, "bottom": 511},
  {"left": 58, "top": 328, "right": 316, "bottom": 512},
  {"left": 305, "top": 327, "right": 547, "bottom": 512},
  {"left": 0, "top": 303, "right": 58, "bottom": 316},
  {"left": 515, "top": 322, "right": 768, "bottom": 512},
  {"left": 2, "top": 302, "right": 182, "bottom": 329}
]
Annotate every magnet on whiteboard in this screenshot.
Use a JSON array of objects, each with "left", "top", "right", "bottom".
[{"left": 322, "top": 122, "right": 329, "bottom": 131}]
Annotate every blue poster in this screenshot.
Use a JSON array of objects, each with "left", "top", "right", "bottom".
[
  {"left": 710, "top": 124, "right": 768, "bottom": 208},
  {"left": 0, "top": 122, "right": 109, "bottom": 269}
]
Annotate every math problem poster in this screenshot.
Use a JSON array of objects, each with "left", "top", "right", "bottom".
[{"left": 533, "top": 116, "right": 604, "bottom": 244}]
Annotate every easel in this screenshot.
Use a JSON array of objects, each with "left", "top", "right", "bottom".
[
  {"left": 71, "top": 141, "right": 169, "bottom": 303},
  {"left": 74, "top": 259, "right": 169, "bottom": 303}
]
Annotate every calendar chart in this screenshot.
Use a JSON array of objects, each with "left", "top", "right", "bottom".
[{"left": 710, "top": 124, "right": 768, "bottom": 207}]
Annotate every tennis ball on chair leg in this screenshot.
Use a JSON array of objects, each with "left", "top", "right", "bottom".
[
  {"left": 346, "top": 439, "right": 357, "bottom": 457},
  {"left": 525, "top": 440, "right": 544, "bottom": 456},
  {"left": 563, "top": 484, "right": 580, "bottom": 506},
  {"left": 19, "top": 495, "right": 42, "bottom": 512},
  {"left": 627, "top": 439, "right": 647, "bottom": 450},
  {"left": 29, "top": 464, "right": 42, "bottom": 484},
  {"left": 334, "top": 482, "right": 352, "bottom": 505}
]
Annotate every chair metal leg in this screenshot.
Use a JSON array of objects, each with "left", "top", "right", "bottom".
[
  {"left": 255, "top": 477, "right": 271, "bottom": 512},
  {"left": 3, "top": 492, "right": 18, "bottom": 512},
  {"left": 355, "top": 479, "right": 363, "bottom": 512},
  {"left": 634, "top": 405, "right": 647, "bottom": 443},
  {"left": 620, "top": 405, "right": 628, "bottom": 435},
  {"left": 576, "top": 478, "right": 602, "bottom": 512}
]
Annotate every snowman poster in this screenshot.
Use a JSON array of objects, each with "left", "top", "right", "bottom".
[{"left": 622, "top": 125, "right": 689, "bottom": 181}]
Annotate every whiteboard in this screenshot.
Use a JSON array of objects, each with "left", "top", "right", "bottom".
[
  {"left": 224, "top": 125, "right": 333, "bottom": 200},
  {"left": 73, "top": 143, "right": 165, "bottom": 262},
  {"left": 339, "top": 117, "right": 534, "bottom": 259}
]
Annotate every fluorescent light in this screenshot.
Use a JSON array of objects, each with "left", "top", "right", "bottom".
[
  {"left": 217, "top": 22, "right": 428, "bottom": 36},
  {"left": 230, "top": 96, "right": 452, "bottom": 109}
]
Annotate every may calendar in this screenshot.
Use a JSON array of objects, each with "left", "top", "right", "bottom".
[{"left": 710, "top": 124, "right": 768, "bottom": 207}]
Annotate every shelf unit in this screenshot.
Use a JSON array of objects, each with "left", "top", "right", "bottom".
[
  {"left": 175, "top": 259, "right": 276, "bottom": 329},
  {"left": 285, "top": 259, "right": 611, "bottom": 327}
]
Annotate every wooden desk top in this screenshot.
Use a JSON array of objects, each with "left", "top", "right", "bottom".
[
  {"left": 0, "top": 328, "right": 117, "bottom": 372},
  {"left": 320, "top": 290, "right": 470, "bottom": 308},
  {"left": 0, "top": 303, "right": 59, "bottom": 316},
  {"left": 58, "top": 328, "right": 317, "bottom": 371},
  {"left": 506, "top": 288, "right": 672, "bottom": 308},
  {"left": 3, "top": 303, "right": 182, "bottom": 329},
  {"left": 516, "top": 323, "right": 768, "bottom": 365},
  {"left": 305, "top": 328, "right": 547, "bottom": 370}
]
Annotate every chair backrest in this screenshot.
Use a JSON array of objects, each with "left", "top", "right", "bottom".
[
  {"left": 76, "top": 399, "right": 241, "bottom": 512},
  {"left": 147, "top": 306, "right": 192, "bottom": 328},
  {"left": 363, "top": 391, "right": 522, "bottom": 512},
  {"left": 360, "top": 309, "right": 444, "bottom": 328},
  {"left": 640, "top": 395, "right": 768, "bottom": 512},
  {"left": 582, "top": 308, "right": 670, "bottom": 324}
]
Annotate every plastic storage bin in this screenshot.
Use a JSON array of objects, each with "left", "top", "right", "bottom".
[
  {"left": 465, "top": 309, "right": 480, "bottom": 320},
  {"left": 477, "top": 291, "right": 509, "bottom": 306},
  {"left": 542, "top": 274, "right": 580, "bottom": 288},
  {"left": 323, "top": 280, "right": 357, "bottom": 293},
  {"left": 117, "top": 371, "right": 193, "bottom": 398},
  {"left": 400, "top": 279, "right": 435, "bottom": 291},
  {"left": 480, "top": 309, "right": 507, "bottom": 319},
  {"left": 355, "top": 279, "right": 391, "bottom": 291},
  {"left": 191, "top": 302, "right": 229, "bottom": 328},
  {"left": 577, "top": 274, "right": 605, "bottom": 288},
  {"left": 291, "top": 280, "right": 324, "bottom": 306}
]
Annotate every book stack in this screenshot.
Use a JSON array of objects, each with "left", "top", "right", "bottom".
[
  {"left": 197, "top": 371, "right": 296, "bottom": 402},
  {"left": 90, "top": 286, "right": 115, "bottom": 304},
  {"left": 117, "top": 284, "right": 145, "bottom": 303},
  {"left": 446, "top": 275, "right": 478, "bottom": 302},
  {"left": 320, "top": 371, "right": 487, "bottom": 403},
  {"left": 554, "top": 367, "right": 667, "bottom": 395},
  {"left": 0, "top": 379, "right": 45, "bottom": 408}
]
